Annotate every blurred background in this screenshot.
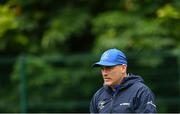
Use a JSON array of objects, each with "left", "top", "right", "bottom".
[{"left": 0, "top": 0, "right": 180, "bottom": 112}]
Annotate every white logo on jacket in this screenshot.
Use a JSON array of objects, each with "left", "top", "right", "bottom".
[
  {"left": 119, "top": 103, "right": 130, "bottom": 106},
  {"left": 98, "top": 101, "right": 105, "bottom": 110}
]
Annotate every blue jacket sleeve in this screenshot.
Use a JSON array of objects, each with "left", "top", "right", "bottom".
[
  {"left": 134, "top": 87, "right": 157, "bottom": 113},
  {"left": 89, "top": 94, "right": 98, "bottom": 113}
]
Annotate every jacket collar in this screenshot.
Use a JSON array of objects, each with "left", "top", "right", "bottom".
[{"left": 103, "top": 73, "right": 144, "bottom": 95}]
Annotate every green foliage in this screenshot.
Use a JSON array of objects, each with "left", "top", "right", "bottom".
[
  {"left": 42, "top": 7, "right": 91, "bottom": 50},
  {"left": 92, "top": 8, "right": 179, "bottom": 66},
  {"left": 157, "top": 4, "right": 180, "bottom": 19},
  {"left": 0, "top": 5, "right": 17, "bottom": 36},
  {"left": 0, "top": 4, "right": 18, "bottom": 49},
  {"left": 7, "top": 55, "right": 101, "bottom": 112},
  {"left": 0, "top": 0, "right": 180, "bottom": 112}
]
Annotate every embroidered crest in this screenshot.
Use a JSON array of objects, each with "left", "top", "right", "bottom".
[
  {"left": 101, "top": 52, "right": 109, "bottom": 60},
  {"left": 98, "top": 101, "right": 105, "bottom": 110}
]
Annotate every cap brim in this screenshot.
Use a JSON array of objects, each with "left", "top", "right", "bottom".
[{"left": 92, "top": 61, "right": 117, "bottom": 67}]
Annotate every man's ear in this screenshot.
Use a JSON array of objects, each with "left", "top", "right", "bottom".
[{"left": 121, "top": 64, "right": 127, "bottom": 73}]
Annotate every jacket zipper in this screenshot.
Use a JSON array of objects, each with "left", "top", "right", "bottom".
[{"left": 110, "top": 93, "right": 116, "bottom": 113}]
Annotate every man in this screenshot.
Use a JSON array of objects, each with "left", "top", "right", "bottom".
[{"left": 90, "top": 48, "right": 157, "bottom": 113}]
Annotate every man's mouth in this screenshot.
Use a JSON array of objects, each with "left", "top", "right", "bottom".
[{"left": 104, "top": 78, "right": 111, "bottom": 81}]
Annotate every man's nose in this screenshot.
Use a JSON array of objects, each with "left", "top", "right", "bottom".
[{"left": 102, "top": 69, "right": 108, "bottom": 76}]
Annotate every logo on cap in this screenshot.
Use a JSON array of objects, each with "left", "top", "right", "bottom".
[{"left": 101, "top": 52, "right": 109, "bottom": 60}]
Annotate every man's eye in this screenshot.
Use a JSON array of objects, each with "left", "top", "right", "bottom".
[
  {"left": 101, "top": 66, "right": 114, "bottom": 70},
  {"left": 106, "top": 66, "right": 114, "bottom": 69}
]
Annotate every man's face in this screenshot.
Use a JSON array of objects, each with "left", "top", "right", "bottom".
[{"left": 101, "top": 65, "right": 127, "bottom": 86}]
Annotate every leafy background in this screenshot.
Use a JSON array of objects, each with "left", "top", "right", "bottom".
[{"left": 0, "top": 0, "right": 180, "bottom": 112}]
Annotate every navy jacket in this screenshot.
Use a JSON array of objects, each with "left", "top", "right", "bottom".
[{"left": 90, "top": 74, "right": 157, "bottom": 113}]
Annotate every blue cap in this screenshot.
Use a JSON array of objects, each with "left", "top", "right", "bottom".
[{"left": 92, "top": 48, "right": 127, "bottom": 67}]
